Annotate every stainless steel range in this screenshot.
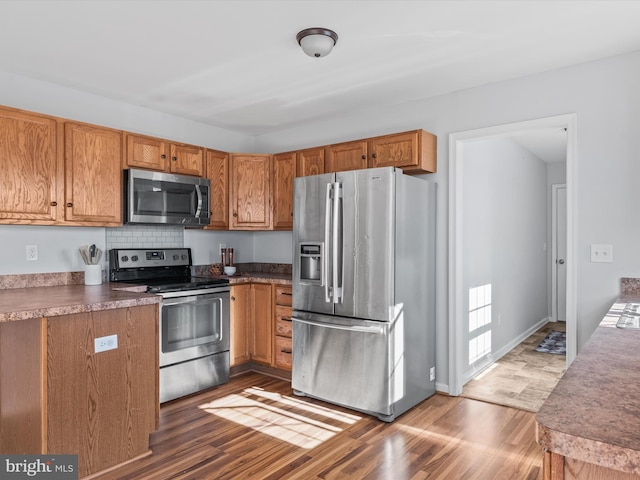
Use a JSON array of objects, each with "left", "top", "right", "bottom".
[{"left": 109, "top": 248, "right": 230, "bottom": 403}]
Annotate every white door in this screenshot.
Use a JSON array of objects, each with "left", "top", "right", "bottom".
[{"left": 553, "top": 185, "right": 567, "bottom": 321}]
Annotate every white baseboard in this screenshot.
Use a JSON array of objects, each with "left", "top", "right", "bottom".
[{"left": 461, "top": 317, "right": 550, "bottom": 385}]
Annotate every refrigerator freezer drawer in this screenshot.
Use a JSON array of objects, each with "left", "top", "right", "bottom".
[{"left": 292, "top": 315, "right": 392, "bottom": 416}]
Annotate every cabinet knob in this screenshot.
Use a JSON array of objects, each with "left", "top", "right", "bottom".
[
  {"left": 231, "top": 296, "right": 235, "bottom": 301},
  {"left": 372, "top": 153, "right": 377, "bottom": 158},
  {"left": 361, "top": 155, "right": 366, "bottom": 160},
  {"left": 233, "top": 213, "right": 238, "bottom": 217},
  {"left": 51, "top": 201, "right": 58, "bottom": 206},
  {"left": 161, "top": 154, "right": 166, "bottom": 159},
  {"left": 66, "top": 202, "right": 73, "bottom": 207},
  {"left": 281, "top": 348, "right": 292, "bottom": 354},
  {"left": 172, "top": 156, "right": 177, "bottom": 161}
]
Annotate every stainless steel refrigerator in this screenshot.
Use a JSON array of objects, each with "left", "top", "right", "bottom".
[{"left": 292, "top": 166, "right": 436, "bottom": 422}]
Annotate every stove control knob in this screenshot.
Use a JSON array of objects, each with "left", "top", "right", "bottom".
[
  {"left": 131, "top": 255, "right": 139, "bottom": 262},
  {"left": 182, "top": 254, "right": 187, "bottom": 260},
  {"left": 173, "top": 254, "right": 179, "bottom": 261},
  {"left": 121, "top": 255, "right": 129, "bottom": 263}
]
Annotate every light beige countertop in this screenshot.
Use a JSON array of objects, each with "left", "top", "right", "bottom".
[
  {"left": 0, "top": 283, "right": 160, "bottom": 323},
  {"left": 536, "top": 294, "right": 640, "bottom": 474}
]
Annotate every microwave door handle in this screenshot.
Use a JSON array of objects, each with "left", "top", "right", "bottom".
[
  {"left": 324, "top": 182, "right": 332, "bottom": 303},
  {"left": 194, "top": 185, "right": 203, "bottom": 217}
]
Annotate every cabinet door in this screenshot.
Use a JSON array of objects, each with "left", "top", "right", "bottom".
[
  {"left": 170, "top": 143, "right": 204, "bottom": 176},
  {"left": 206, "top": 149, "right": 229, "bottom": 229},
  {"left": 297, "top": 147, "right": 325, "bottom": 177},
  {"left": 64, "top": 122, "right": 123, "bottom": 225},
  {"left": 229, "top": 154, "right": 272, "bottom": 230},
  {"left": 0, "top": 107, "right": 61, "bottom": 223},
  {"left": 47, "top": 306, "right": 158, "bottom": 478},
  {"left": 251, "top": 283, "right": 273, "bottom": 365},
  {"left": 368, "top": 130, "right": 437, "bottom": 174},
  {"left": 125, "top": 134, "right": 168, "bottom": 171},
  {"left": 272, "top": 152, "right": 296, "bottom": 230},
  {"left": 230, "top": 284, "right": 251, "bottom": 366},
  {"left": 325, "top": 140, "right": 368, "bottom": 173}
]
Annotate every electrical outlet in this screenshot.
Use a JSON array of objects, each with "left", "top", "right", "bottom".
[
  {"left": 95, "top": 334, "right": 118, "bottom": 353},
  {"left": 430, "top": 367, "right": 435, "bottom": 382},
  {"left": 26, "top": 245, "right": 38, "bottom": 261},
  {"left": 591, "top": 244, "right": 613, "bottom": 263}
]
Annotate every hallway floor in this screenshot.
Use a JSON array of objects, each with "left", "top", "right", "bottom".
[{"left": 462, "top": 322, "right": 566, "bottom": 412}]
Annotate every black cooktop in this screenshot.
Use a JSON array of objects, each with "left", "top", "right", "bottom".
[
  {"left": 144, "top": 276, "right": 229, "bottom": 293},
  {"left": 109, "top": 248, "right": 229, "bottom": 293}
]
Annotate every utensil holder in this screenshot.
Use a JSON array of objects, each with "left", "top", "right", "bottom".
[{"left": 84, "top": 264, "right": 102, "bottom": 285}]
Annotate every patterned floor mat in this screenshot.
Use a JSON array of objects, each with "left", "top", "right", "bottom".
[{"left": 535, "top": 330, "right": 566, "bottom": 355}]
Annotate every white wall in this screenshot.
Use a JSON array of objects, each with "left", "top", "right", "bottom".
[
  {"left": 462, "top": 138, "right": 548, "bottom": 380},
  {"left": 0, "top": 225, "right": 106, "bottom": 274},
  {"left": 254, "top": 50, "right": 640, "bottom": 389}
]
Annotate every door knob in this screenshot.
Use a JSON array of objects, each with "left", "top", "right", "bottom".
[{"left": 558, "top": 259, "right": 565, "bottom": 264}]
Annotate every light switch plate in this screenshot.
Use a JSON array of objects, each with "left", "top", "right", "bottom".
[{"left": 591, "top": 244, "right": 613, "bottom": 263}]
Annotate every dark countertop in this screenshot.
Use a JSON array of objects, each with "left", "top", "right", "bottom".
[
  {"left": 0, "top": 283, "right": 160, "bottom": 322},
  {"left": 220, "top": 272, "right": 292, "bottom": 286},
  {"left": 0, "top": 270, "right": 292, "bottom": 323},
  {"left": 536, "top": 297, "right": 640, "bottom": 474}
]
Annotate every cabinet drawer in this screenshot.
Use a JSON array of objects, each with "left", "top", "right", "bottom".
[
  {"left": 275, "top": 286, "right": 292, "bottom": 306},
  {"left": 275, "top": 336, "right": 292, "bottom": 371},
  {"left": 275, "top": 319, "right": 292, "bottom": 338}
]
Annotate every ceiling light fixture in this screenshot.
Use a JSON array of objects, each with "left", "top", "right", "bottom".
[{"left": 296, "top": 28, "right": 338, "bottom": 58}]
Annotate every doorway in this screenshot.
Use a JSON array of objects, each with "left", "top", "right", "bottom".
[
  {"left": 552, "top": 184, "right": 567, "bottom": 322},
  {"left": 448, "top": 114, "right": 577, "bottom": 398}
]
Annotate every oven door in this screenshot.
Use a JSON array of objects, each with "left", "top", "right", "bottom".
[{"left": 159, "top": 288, "right": 230, "bottom": 367}]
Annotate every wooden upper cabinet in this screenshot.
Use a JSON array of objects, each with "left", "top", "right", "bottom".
[
  {"left": 272, "top": 152, "right": 296, "bottom": 230},
  {"left": 205, "top": 149, "right": 229, "bottom": 229},
  {"left": 125, "top": 134, "right": 168, "bottom": 171},
  {"left": 170, "top": 143, "right": 204, "bottom": 177},
  {"left": 325, "top": 140, "right": 368, "bottom": 173},
  {"left": 229, "top": 154, "right": 271, "bottom": 230},
  {"left": 0, "top": 107, "right": 62, "bottom": 223},
  {"left": 297, "top": 147, "right": 325, "bottom": 177},
  {"left": 64, "top": 122, "right": 123, "bottom": 225},
  {"left": 125, "top": 134, "right": 204, "bottom": 177},
  {"left": 368, "top": 130, "right": 437, "bottom": 174}
]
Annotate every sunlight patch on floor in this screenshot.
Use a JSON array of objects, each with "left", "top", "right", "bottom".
[{"left": 198, "top": 387, "right": 361, "bottom": 449}]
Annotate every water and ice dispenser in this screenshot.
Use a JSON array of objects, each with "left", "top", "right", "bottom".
[{"left": 298, "top": 242, "right": 323, "bottom": 285}]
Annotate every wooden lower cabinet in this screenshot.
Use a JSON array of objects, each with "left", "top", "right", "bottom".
[
  {"left": 0, "top": 305, "right": 158, "bottom": 478},
  {"left": 544, "top": 451, "right": 640, "bottom": 480},
  {"left": 251, "top": 283, "right": 273, "bottom": 365},
  {"left": 230, "top": 284, "right": 251, "bottom": 366},
  {"left": 230, "top": 282, "right": 293, "bottom": 373},
  {"left": 274, "top": 285, "right": 293, "bottom": 371}
]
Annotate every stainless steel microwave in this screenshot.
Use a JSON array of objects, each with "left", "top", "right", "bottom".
[{"left": 124, "top": 169, "right": 210, "bottom": 226}]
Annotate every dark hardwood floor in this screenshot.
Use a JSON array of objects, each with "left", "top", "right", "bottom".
[{"left": 91, "top": 372, "right": 542, "bottom": 479}]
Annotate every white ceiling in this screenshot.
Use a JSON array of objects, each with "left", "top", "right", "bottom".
[{"left": 1, "top": 1, "right": 639, "bottom": 161}]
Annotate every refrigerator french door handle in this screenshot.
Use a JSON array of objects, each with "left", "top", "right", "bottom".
[
  {"left": 324, "top": 182, "right": 333, "bottom": 303},
  {"left": 332, "top": 182, "right": 342, "bottom": 303},
  {"left": 292, "top": 317, "right": 385, "bottom": 335}
]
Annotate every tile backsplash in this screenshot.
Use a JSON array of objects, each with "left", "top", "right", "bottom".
[{"left": 106, "top": 225, "right": 184, "bottom": 252}]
